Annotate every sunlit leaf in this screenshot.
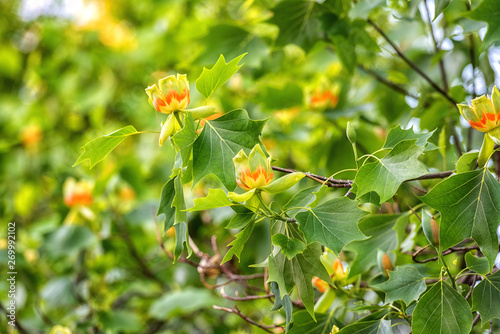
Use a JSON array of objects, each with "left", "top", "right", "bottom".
[
  {"left": 74, "top": 125, "right": 139, "bottom": 168},
  {"left": 196, "top": 53, "right": 246, "bottom": 100},
  {"left": 353, "top": 140, "right": 428, "bottom": 203},
  {"left": 187, "top": 188, "right": 233, "bottom": 212}
]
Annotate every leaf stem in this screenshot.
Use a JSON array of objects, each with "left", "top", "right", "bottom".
[{"left": 437, "top": 249, "right": 457, "bottom": 290}]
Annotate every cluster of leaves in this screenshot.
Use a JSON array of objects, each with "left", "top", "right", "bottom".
[{"left": 3, "top": 0, "right": 500, "bottom": 333}]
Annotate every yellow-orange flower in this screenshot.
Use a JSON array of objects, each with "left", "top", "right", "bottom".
[
  {"left": 233, "top": 145, "right": 273, "bottom": 191},
  {"left": 309, "top": 89, "right": 338, "bottom": 110},
  {"left": 458, "top": 86, "right": 500, "bottom": 136},
  {"left": 145, "top": 74, "right": 190, "bottom": 114},
  {"left": 63, "top": 178, "right": 93, "bottom": 207}
]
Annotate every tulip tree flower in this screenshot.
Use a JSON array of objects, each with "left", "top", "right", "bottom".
[
  {"left": 146, "top": 74, "right": 217, "bottom": 146},
  {"left": 458, "top": 85, "right": 500, "bottom": 167},
  {"left": 145, "top": 74, "right": 190, "bottom": 114},
  {"left": 228, "top": 145, "right": 304, "bottom": 208}
]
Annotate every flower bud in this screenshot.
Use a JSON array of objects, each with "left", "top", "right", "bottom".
[
  {"left": 422, "top": 213, "right": 440, "bottom": 247},
  {"left": 159, "top": 115, "right": 176, "bottom": 147},
  {"left": 233, "top": 145, "right": 273, "bottom": 191},
  {"left": 145, "top": 74, "right": 190, "bottom": 114},
  {"left": 312, "top": 277, "right": 329, "bottom": 293},
  {"left": 346, "top": 121, "right": 357, "bottom": 145},
  {"left": 377, "top": 250, "right": 394, "bottom": 278},
  {"left": 188, "top": 106, "right": 217, "bottom": 120}
]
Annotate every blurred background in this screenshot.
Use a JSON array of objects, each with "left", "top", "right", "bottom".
[{"left": 0, "top": 0, "right": 499, "bottom": 332}]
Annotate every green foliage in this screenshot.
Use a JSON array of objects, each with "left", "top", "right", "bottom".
[
  {"left": 192, "top": 109, "right": 267, "bottom": 190},
  {"left": 5, "top": 0, "right": 500, "bottom": 332},
  {"left": 196, "top": 54, "right": 246, "bottom": 100},
  {"left": 467, "top": 0, "right": 500, "bottom": 47},
  {"left": 412, "top": 280, "right": 473, "bottom": 334},
  {"left": 373, "top": 266, "right": 427, "bottom": 305},
  {"left": 471, "top": 270, "right": 500, "bottom": 325},
  {"left": 296, "top": 197, "right": 367, "bottom": 254},
  {"left": 420, "top": 169, "right": 500, "bottom": 269},
  {"left": 353, "top": 140, "right": 428, "bottom": 203},
  {"left": 74, "top": 126, "right": 139, "bottom": 168}
]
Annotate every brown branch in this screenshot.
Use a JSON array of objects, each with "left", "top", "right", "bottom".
[
  {"left": 411, "top": 245, "right": 479, "bottom": 263},
  {"left": 357, "top": 64, "right": 419, "bottom": 100},
  {"left": 213, "top": 305, "right": 282, "bottom": 333},
  {"left": 220, "top": 290, "right": 274, "bottom": 301},
  {"left": 367, "top": 19, "right": 457, "bottom": 106},
  {"left": 407, "top": 170, "right": 453, "bottom": 181},
  {"left": 472, "top": 313, "right": 481, "bottom": 329}
]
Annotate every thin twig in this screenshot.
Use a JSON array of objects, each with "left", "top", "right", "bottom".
[
  {"left": 411, "top": 245, "right": 480, "bottom": 263},
  {"left": 213, "top": 305, "right": 281, "bottom": 333},
  {"left": 357, "top": 64, "right": 419, "bottom": 100},
  {"left": 465, "top": 274, "right": 477, "bottom": 301},
  {"left": 423, "top": 0, "right": 448, "bottom": 92},
  {"left": 473, "top": 313, "right": 481, "bottom": 328},
  {"left": 367, "top": 19, "right": 457, "bottom": 106},
  {"left": 220, "top": 291, "right": 274, "bottom": 301}
]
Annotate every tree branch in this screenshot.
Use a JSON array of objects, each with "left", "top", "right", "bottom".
[
  {"left": 367, "top": 18, "right": 457, "bottom": 106},
  {"left": 423, "top": 0, "right": 448, "bottom": 92},
  {"left": 357, "top": 64, "right": 419, "bottom": 100},
  {"left": 213, "top": 305, "right": 282, "bottom": 333}
]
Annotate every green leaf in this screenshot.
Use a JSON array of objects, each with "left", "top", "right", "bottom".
[
  {"left": 196, "top": 53, "right": 246, "bottom": 100},
  {"left": 466, "top": 0, "right": 500, "bottom": 48},
  {"left": 192, "top": 109, "right": 267, "bottom": 190},
  {"left": 221, "top": 221, "right": 255, "bottom": 264},
  {"left": 268, "top": 243, "right": 333, "bottom": 321},
  {"left": 149, "top": 288, "right": 219, "bottom": 318},
  {"left": 174, "top": 221, "right": 190, "bottom": 262},
  {"left": 471, "top": 270, "right": 500, "bottom": 325},
  {"left": 226, "top": 206, "right": 255, "bottom": 229},
  {"left": 434, "top": 0, "right": 452, "bottom": 18},
  {"left": 345, "top": 215, "right": 399, "bottom": 278},
  {"left": 173, "top": 175, "right": 187, "bottom": 225},
  {"left": 269, "top": 282, "right": 293, "bottom": 330},
  {"left": 373, "top": 266, "right": 426, "bottom": 305},
  {"left": 465, "top": 252, "right": 489, "bottom": 275},
  {"left": 172, "top": 112, "right": 196, "bottom": 168},
  {"left": 288, "top": 309, "right": 342, "bottom": 334},
  {"left": 455, "top": 151, "right": 479, "bottom": 173},
  {"left": 296, "top": 197, "right": 368, "bottom": 254},
  {"left": 268, "top": 0, "right": 323, "bottom": 51},
  {"left": 353, "top": 140, "right": 428, "bottom": 203},
  {"left": 157, "top": 178, "right": 176, "bottom": 233},
  {"left": 331, "top": 35, "right": 357, "bottom": 73},
  {"left": 412, "top": 280, "right": 472, "bottom": 334},
  {"left": 337, "top": 319, "right": 392, "bottom": 334},
  {"left": 382, "top": 126, "right": 436, "bottom": 150},
  {"left": 283, "top": 185, "right": 320, "bottom": 218},
  {"left": 272, "top": 233, "right": 307, "bottom": 260},
  {"left": 420, "top": 169, "right": 500, "bottom": 269},
  {"left": 187, "top": 189, "right": 233, "bottom": 212},
  {"left": 73, "top": 125, "right": 138, "bottom": 168},
  {"left": 290, "top": 243, "right": 334, "bottom": 321}
]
